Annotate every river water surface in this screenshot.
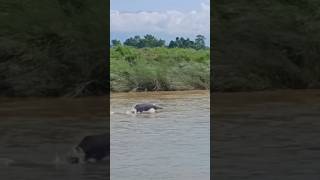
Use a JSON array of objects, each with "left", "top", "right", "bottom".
[
  {"left": 0, "top": 97, "right": 108, "bottom": 180},
  {"left": 111, "top": 90, "right": 210, "bottom": 180},
  {"left": 3, "top": 90, "right": 318, "bottom": 179},
  {"left": 213, "top": 90, "right": 320, "bottom": 180}
]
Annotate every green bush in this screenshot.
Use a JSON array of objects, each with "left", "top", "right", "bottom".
[
  {"left": 110, "top": 46, "right": 210, "bottom": 92},
  {"left": 212, "top": 0, "right": 320, "bottom": 91},
  {"left": 0, "top": 0, "right": 107, "bottom": 96}
]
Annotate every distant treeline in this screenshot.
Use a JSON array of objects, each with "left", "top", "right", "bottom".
[{"left": 111, "top": 34, "right": 208, "bottom": 50}]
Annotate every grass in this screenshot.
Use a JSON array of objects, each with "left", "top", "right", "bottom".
[
  {"left": 212, "top": 0, "right": 320, "bottom": 92},
  {"left": 0, "top": 0, "right": 108, "bottom": 96},
  {"left": 110, "top": 46, "right": 210, "bottom": 92}
]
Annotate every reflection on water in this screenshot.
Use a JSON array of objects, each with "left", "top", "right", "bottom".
[
  {"left": 111, "top": 90, "right": 210, "bottom": 180},
  {"left": 0, "top": 97, "right": 108, "bottom": 180},
  {"left": 213, "top": 90, "right": 320, "bottom": 180}
]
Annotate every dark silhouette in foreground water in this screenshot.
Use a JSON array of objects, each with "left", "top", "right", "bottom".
[{"left": 68, "top": 133, "right": 109, "bottom": 164}]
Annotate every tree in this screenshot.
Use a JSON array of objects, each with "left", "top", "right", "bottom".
[
  {"left": 140, "top": 34, "right": 165, "bottom": 48},
  {"left": 111, "top": 39, "right": 121, "bottom": 47},
  {"left": 168, "top": 40, "right": 176, "bottom": 48},
  {"left": 123, "top": 34, "right": 165, "bottom": 48},
  {"left": 124, "top": 35, "right": 141, "bottom": 47},
  {"left": 194, "top": 35, "right": 206, "bottom": 50},
  {"left": 122, "top": 34, "right": 206, "bottom": 49},
  {"left": 168, "top": 36, "right": 199, "bottom": 49}
]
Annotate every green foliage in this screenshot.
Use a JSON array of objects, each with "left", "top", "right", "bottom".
[
  {"left": 111, "top": 39, "right": 121, "bottom": 47},
  {"left": 0, "top": 0, "right": 108, "bottom": 96},
  {"left": 168, "top": 37, "right": 195, "bottom": 49},
  {"left": 194, "top": 35, "right": 206, "bottom": 50},
  {"left": 123, "top": 34, "right": 165, "bottom": 48},
  {"left": 119, "top": 34, "right": 208, "bottom": 49},
  {"left": 168, "top": 35, "right": 207, "bottom": 49},
  {"left": 168, "top": 35, "right": 207, "bottom": 50},
  {"left": 213, "top": 0, "right": 320, "bottom": 91},
  {"left": 111, "top": 46, "right": 210, "bottom": 92}
]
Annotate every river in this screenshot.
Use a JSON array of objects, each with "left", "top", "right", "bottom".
[
  {"left": 213, "top": 90, "right": 320, "bottom": 180},
  {"left": 3, "top": 90, "right": 317, "bottom": 179},
  {"left": 111, "top": 90, "right": 210, "bottom": 180},
  {"left": 0, "top": 97, "right": 108, "bottom": 180}
]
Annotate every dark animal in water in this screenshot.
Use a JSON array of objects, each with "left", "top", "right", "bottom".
[
  {"left": 132, "top": 103, "right": 163, "bottom": 113},
  {"left": 68, "top": 133, "right": 109, "bottom": 163}
]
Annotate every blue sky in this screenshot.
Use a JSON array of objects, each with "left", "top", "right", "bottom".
[
  {"left": 110, "top": 0, "right": 210, "bottom": 46},
  {"left": 111, "top": 0, "right": 208, "bottom": 12}
]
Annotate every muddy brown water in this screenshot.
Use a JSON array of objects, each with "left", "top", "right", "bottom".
[
  {"left": 213, "top": 90, "right": 320, "bottom": 180},
  {"left": 111, "top": 90, "right": 210, "bottom": 180},
  {"left": 5, "top": 89, "right": 316, "bottom": 179},
  {"left": 0, "top": 97, "right": 108, "bottom": 180}
]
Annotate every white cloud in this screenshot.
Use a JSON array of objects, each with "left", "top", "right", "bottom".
[{"left": 110, "top": 2, "right": 210, "bottom": 37}]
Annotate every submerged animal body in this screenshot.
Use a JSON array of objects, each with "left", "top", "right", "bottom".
[
  {"left": 131, "top": 103, "right": 163, "bottom": 114},
  {"left": 68, "top": 133, "right": 109, "bottom": 163}
]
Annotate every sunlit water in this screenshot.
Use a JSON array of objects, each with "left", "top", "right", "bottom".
[
  {"left": 111, "top": 90, "right": 210, "bottom": 180},
  {"left": 0, "top": 98, "right": 108, "bottom": 179},
  {"left": 213, "top": 90, "right": 320, "bottom": 179}
]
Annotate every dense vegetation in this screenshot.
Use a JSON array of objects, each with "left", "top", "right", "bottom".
[
  {"left": 123, "top": 34, "right": 165, "bottom": 48},
  {"left": 168, "top": 35, "right": 207, "bottom": 50},
  {"left": 110, "top": 46, "right": 210, "bottom": 92},
  {"left": 0, "top": 0, "right": 107, "bottom": 96},
  {"left": 4, "top": 0, "right": 319, "bottom": 95},
  {"left": 112, "top": 34, "right": 208, "bottom": 50},
  {"left": 213, "top": 0, "right": 320, "bottom": 91}
]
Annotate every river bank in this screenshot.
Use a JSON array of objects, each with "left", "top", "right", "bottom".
[
  {"left": 111, "top": 46, "right": 210, "bottom": 92},
  {"left": 213, "top": 0, "right": 320, "bottom": 92},
  {"left": 0, "top": 0, "right": 107, "bottom": 97}
]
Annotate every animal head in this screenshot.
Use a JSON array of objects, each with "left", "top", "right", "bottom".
[
  {"left": 66, "top": 146, "right": 85, "bottom": 164},
  {"left": 153, "top": 104, "right": 163, "bottom": 109},
  {"left": 130, "top": 108, "right": 137, "bottom": 114}
]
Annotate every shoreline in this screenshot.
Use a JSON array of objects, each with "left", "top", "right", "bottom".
[
  {"left": 111, "top": 90, "right": 209, "bottom": 99},
  {"left": 111, "top": 89, "right": 209, "bottom": 94},
  {"left": 1, "top": 88, "right": 319, "bottom": 98}
]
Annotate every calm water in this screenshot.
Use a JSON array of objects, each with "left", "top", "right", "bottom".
[
  {"left": 213, "top": 90, "right": 320, "bottom": 180},
  {"left": 111, "top": 90, "right": 210, "bottom": 180},
  {"left": 0, "top": 97, "right": 108, "bottom": 180}
]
